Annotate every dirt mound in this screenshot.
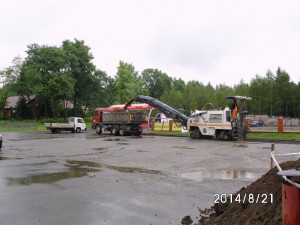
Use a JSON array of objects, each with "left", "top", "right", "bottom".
[{"left": 195, "top": 159, "right": 300, "bottom": 225}]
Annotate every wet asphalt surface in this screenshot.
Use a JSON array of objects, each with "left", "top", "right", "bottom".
[{"left": 0, "top": 130, "right": 299, "bottom": 225}]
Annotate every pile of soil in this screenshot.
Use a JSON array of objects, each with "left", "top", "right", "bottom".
[{"left": 192, "top": 159, "right": 300, "bottom": 225}]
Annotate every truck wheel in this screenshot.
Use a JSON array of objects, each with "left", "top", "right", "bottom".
[
  {"left": 76, "top": 127, "right": 81, "bottom": 133},
  {"left": 112, "top": 126, "right": 119, "bottom": 136},
  {"left": 95, "top": 124, "right": 102, "bottom": 134},
  {"left": 195, "top": 131, "right": 202, "bottom": 139},
  {"left": 190, "top": 130, "right": 201, "bottom": 139},
  {"left": 51, "top": 128, "right": 56, "bottom": 134},
  {"left": 119, "top": 126, "right": 126, "bottom": 136}
]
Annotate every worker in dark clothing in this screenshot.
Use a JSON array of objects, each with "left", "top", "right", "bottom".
[{"left": 231, "top": 99, "right": 238, "bottom": 121}]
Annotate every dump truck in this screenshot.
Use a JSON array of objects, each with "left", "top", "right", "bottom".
[
  {"left": 125, "top": 95, "right": 252, "bottom": 141},
  {"left": 92, "top": 107, "right": 151, "bottom": 136},
  {"left": 44, "top": 117, "right": 86, "bottom": 133}
]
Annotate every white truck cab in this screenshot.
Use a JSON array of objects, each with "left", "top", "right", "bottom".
[{"left": 69, "top": 117, "right": 86, "bottom": 132}]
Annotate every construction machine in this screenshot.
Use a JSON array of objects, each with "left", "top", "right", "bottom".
[{"left": 125, "top": 95, "right": 252, "bottom": 141}]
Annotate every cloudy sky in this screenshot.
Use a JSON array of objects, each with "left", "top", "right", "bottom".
[{"left": 1, "top": 0, "right": 300, "bottom": 86}]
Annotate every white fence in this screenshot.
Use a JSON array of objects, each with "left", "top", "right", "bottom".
[{"left": 270, "top": 146, "right": 300, "bottom": 189}]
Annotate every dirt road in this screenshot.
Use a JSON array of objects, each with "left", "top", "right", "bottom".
[{"left": 0, "top": 130, "right": 298, "bottom": 225}]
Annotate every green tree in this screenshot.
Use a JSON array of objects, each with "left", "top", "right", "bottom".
[
  {"left": 90, "top": 69, "right": 116, "bottom": 107},
  {"left": 264, "top": 71, "right": 275, "bottom": 116},
  {"left": 215, "top": 84, "right": 234, "bottom": 109},
  {"left": 296, "top": 82, "right": 300, "bottom": 117},
  {"left": 141, "top": 68, "right": 172, "bottom": 99},
  {"left": 0, "top": 56, "right": 24, "bottom": 118},
  {"left": 115, "top": 61, "right": 143, "bottom": 103},
  {"left": 62, "top": 39, "right": 96, "bottom": 116},
  {"left": 160, "top": 89, "right": 185, "bottom": 111},
  {"left": 17, "top": 43, "right": 70, "bottom": 118},
  {"left": 233, "top": 79, "right": 249, "bottom": 97},
  {"left": 289, "top": 82, "right": 298, "bottom": 117},
  {"left": 274, "top": 67, "right": 291, "bottom": 116},
  {"left": 47, "top": 73, "right": 75, "bottom": 118},
  {"left": 183, "top": 81, "right": 208, "bottom": 110},
  {"left": 249, "top": 75, "right": 265, "bottom": 115},
  {"left": 16, "top": 63, "right": 43, "bottom": 118},
  {"left": 171, "top": 78, "right": 186, "bottom": 93}
]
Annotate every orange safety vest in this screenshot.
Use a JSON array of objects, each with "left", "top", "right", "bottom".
[{"left": 232, "top": 104, "right": 238, "bottom": 121}]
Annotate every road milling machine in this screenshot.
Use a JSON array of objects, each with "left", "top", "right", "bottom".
[{"left": 125, "top": 95, "right": 252, "bottom": 141}]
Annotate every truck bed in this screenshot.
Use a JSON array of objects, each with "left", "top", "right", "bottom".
[
  {"left": 44, "top": 123, "right": 74, "bottom": 129},
  {"left": 102, "top": 111, "right": 148, "bottom": 124}
]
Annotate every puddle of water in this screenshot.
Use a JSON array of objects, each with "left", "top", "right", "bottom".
[
  {"left": 136, "top": 150, "right": 148, "bottom": 153},
  {"left": 179, "top": 170, "right": 261, "bottom": 182},
  {"left": 260, "top": 146, "right": 271, "bottom": 149},
  {"left": 232, "top": 144, "right": 248, "bottom": 148},
  {"left": 22, "top": 160, "right": 57, "bottom": 166},
  {"left": 6, "top": 160, "right": 162, "bottom": 186},
  {"left": 0, "top": 156, "right": 22, "bottom": 160},
  {"left": 92, "top": 147, "right": 107, "bottom": 151},
  {"left": 104, "top": 138, "right": 120, "bottom": 141},
  {"left": 173, "top": 145, "right": 195, "bottom": 150},
  {"left": 106, "top": 165, "right": 162, "bottom": 174},
  {"left": 91, "top": 147, "right": 108, "bottom": 153},
  {"left": 6, "top": 160, "right": 101, "bottom": 186},
  {"left": 67, "top": 160, "right": 102, "bottom": 168}
]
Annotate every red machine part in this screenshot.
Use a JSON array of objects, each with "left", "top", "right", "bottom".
[{"left": 282, "top": 183, "right": 300, "bottom": 225}]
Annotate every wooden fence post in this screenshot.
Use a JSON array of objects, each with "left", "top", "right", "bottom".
[
  {"left": 278, "top": 117, "right": 283, "bottom": 133},
  {"left": 169, "top": 120, "right": 173, "bottom": 132},
  {"left": 270, "top": 143, "right": 275, "bottom": 169}
]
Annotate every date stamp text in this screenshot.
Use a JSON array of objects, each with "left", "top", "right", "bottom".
[{"left": 214, "top": 193, "right": 274, "bottom": 204}]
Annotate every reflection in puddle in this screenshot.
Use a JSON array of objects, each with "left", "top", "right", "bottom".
[
  {"left": 117, "top": 143, "right": 130, "bottom": 145},
  {"left": 172, "top": 145, "right": 194, "bottom": 150},
  {"left": 0, "top": 156, "right": 22, "bottom": 160},
  {"left": 7, "top": 160, "right": 101, "bottom": 185},
  {"left": 104, "top": 138, "right": 120, "bottom": 141},
  {"left": 7, "top": 160, "right": 162, "bottom": 186},
  {"left": 179, "top": 170, "right": 261, "bottom": 182},
  {"left": 106, "top": 165, "right": 161, "bottom": 174}
]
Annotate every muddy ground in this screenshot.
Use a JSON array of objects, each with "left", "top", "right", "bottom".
[
  {"left": 195, "top": 159, "right": 300, "bottom": 225},
  {"left": 0, "top": 130, "right": 298, "bottom": 225}
]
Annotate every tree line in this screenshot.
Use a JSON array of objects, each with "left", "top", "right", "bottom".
[{"left": 0, "top": 39, "right": 299, "bottom": 119}]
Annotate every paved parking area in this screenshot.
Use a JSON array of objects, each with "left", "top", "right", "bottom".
[{"left": 0, "top": 130, "right": 298, "bottom": 225}]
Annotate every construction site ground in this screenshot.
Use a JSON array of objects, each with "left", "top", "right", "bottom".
[{"left": 0, "top": 130, "right": 299, "bottom": 225}]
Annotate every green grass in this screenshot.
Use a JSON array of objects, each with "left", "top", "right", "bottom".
[
  {"left": 247, "top": 132, "right": 300, "bottom": 140},
  {"left": 0, "top": 116, "right": 93, "bottom": 132},
  {"left": 151, "top": 130, "right": 300, "bottom": 140},
  {"left": 1, "top": 118, "right": 300, "bottom": 141},
  {"left": 150, "top": 130, "right": 190, "bottom": 137}
]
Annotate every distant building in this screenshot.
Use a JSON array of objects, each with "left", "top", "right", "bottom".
[
  {"left": 4, "top": 95, "right": 36, "bottom": 118},
  {"left": 4, "top": 96, "right": 88, "bottom": 118}
]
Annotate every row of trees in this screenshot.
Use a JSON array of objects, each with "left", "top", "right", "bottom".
[{"left": 1, "top": 39, "right": 299, "bottom": 119}]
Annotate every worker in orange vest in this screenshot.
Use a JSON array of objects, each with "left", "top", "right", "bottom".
[{"left": 231, "top": 99, "right": 238, "bottom": 121}]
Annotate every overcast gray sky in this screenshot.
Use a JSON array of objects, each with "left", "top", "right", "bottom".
[{"left": 1, "top": 0, "right": 300, "bottom": 86}]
